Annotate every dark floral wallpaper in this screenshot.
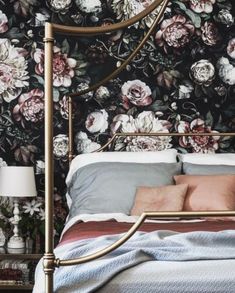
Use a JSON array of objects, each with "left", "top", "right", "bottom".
[{"left": 0, "top": 0, "right": 235, "bottom": 242}]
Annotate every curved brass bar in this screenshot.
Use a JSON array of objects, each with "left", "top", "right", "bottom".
[
  {"left": 56, "top": 210, "right": 235, "bottom": 267},
  {"left": 68, "top": 0, "right": 169, "bottom": 98},
  {"left": 94, "top": 134, "right": 118, "bottom": 152},
  {"left": 52, "top": 0, "right": 165, "bottom": 36}
]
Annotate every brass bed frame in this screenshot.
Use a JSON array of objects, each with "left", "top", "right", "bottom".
[{"left": 43, "top": 0, "right": 235, "bottom": 292}]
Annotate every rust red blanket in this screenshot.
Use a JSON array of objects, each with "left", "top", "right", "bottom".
[{"left": 59, "top": 220, "right": 235, "bottom": 246}]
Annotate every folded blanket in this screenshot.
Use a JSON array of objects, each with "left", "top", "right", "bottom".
[{"left": 33, "top": 230, "right": 235, "bottom": 293}]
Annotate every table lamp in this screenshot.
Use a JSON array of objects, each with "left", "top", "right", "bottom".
[{"left": 0, "top": 166, "right": 37, "bottom": 249}]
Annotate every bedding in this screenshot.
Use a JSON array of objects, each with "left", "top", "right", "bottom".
[
  {"left": 67, "top": 162, "right": 181, "bottom": 219},
  {"left": 183, "top": 163, "right": 235, "bottom": 175},
  {"left": 34, "top": 217, "right": 235, "bottom": 293},
  {"left": 67, "top": 149, "right": 178, "bottom": 186},
  {"left": 179, "top": 153, "right": 235, "bottom": 165},
  {"left": 130, "top": 184, "right": 188, "bottom": 216}
]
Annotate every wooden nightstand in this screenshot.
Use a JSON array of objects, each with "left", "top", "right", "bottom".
[{"left": 0, "top": 248, "right": 42, "bottom": 292}]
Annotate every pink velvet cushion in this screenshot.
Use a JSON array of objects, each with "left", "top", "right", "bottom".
[
  {"left": 130, "top": 184, "right": 188, "bottom": 216},
  {"left": 174, "top": 175, "right": 235, "bottom": 211}
]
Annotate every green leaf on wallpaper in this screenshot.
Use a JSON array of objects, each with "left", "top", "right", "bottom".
[
  {"left": 185, "top": 10, "right": 201, "bottom": 28},
  {"left": 127, "top": 107, "right": 137, "bottom": 116},
  {"left": 32, "top": 74, "right": 44, "bottom": 85},
  {"left": 149, "top": 100, "right": 168, "bottom": 111},
  {"left": 61, "top": 39, "right": 70, "bottom": 54},
  {"left": 53, "top": 88, "right": 60, "bottom": 102},
  {"left": 172, "top": 0, "right": 187, "bottom": 11},
  {"left": 205, "top": 111, "right": 214, "bottom": 125},
  {"left": 5, "top": 27, "right": 24, "bottom": 39},
  {"left": 177, "top": 147, "right": 188, "bottom": 154}
]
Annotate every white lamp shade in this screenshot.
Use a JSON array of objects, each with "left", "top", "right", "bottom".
[{"left": 0, "top": 167, "right": 37, "bottom": 197}]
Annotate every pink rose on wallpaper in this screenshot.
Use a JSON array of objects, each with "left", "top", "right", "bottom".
[
  {"left": 201, "top": 22, "right": 221, "bottom": 46},
  {"left": 33, "top": 46, "right": 77, "bottom": 87},
  {"left": 177, "top": 118, "right": 220, "bottom": 153},
  {"left": 13, "top": 89, "right": 44, "bottom": 127},
  {"left": 189, "top": 0, "right": 215, "bottom": 14},
  {"left": 155, "top": 15, "right": 195, "bottom": 52},
  {"left": 227, "top": 38, "right": 235, "bottom": 59},
  {"left": 121, "top": 80, "right": 152, "bottom": 109},
  {"left": 0, "top": 10, "right": 8, "bottom": 33}
]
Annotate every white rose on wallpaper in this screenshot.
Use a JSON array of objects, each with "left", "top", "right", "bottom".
[
  {"left": 217, "top": 57, "right": 235, "bottom": 85},
  {"left": 47, "top": 0, "right": 72, "bottom": 13},
  {"left": 0, "top": 158, "right": 7, "bottom": 167},
  {"left": 216, "top": 9, "right": 234, "bottom": 27},
  {"left": 121, "top": 79, "right": 152, "bottom": 109},
  {"left": 53, "top": 134, "right": 69, "bottom": 158},
  {"left": 111, "top": 111, "right": 172, "bottom": 151},
  {"left": 75, "top": 131, "right": 101, "bottom": 153},
  {"left": 190, "top": 59, "right": 215, "bottom": 86},
  {"left": 76, "top": 0, "right": 102, "bottom": 14},
  {"left": 33, "top": 46, "right": 77, "bottom": 87},
  {"left": 95, "top": 86, "right": 110, "bottom": 102},
  {"left": 0, "top": 10, "right": 8, "bottom": 33},
  {"left": 177, "top": 84, "right": 194, "bottom": 99},
  {"left": 124, "top": 136, "right": 172, "bottom": 152},
  {"left": 111, "top": 111, "right": 171, "bottom": 133},
  {"left": 0, "top": 38, "right": 29, "bottom": 103},
  {"left": 85, "top": 110, "right": 108, "bottom": 133},
  {"left": 111, "top": 0, "right": 160, "bottom": 28},
  {"left": 227, "top": 38, "right": 235, "bottom": 59},
  {"left": 189, "top": 0, "right": 215, "bottom": 14}
]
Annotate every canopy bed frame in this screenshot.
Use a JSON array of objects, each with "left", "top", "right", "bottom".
[{"left": 43, "top": 0, "right": 235, "bottom": 292}]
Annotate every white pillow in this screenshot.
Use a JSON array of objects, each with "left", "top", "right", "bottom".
[
  {"left": 66, "top": 149, "right": 178, "bottom": 185},
  {"left": 179, "top": 153, "right": 235, "bottom": 166}
]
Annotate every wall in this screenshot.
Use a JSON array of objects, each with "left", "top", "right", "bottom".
[{"left": 0, "top": 0, "right": 235, "bottom": 237}]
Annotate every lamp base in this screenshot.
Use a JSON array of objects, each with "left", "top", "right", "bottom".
[{"left": 7, "top": 236, "right": 25, "bottom": 249}]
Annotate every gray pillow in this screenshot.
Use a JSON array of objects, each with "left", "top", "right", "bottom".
[
  {"left": 183, "top": 163, "right": 235, "bottom": 175},
  {"left": 68, "top": 162, "right": 181, "bottom": 219}
]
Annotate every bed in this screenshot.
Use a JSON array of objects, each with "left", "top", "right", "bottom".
[{"left": 39, "top": 0, "right": 235, "bottom": 292}]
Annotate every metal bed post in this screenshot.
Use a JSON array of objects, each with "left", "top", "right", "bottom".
[{"left": 43, "top": 22, "right": 55, "bottom": 293}]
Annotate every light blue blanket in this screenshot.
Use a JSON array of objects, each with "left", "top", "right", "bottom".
[{"left": 33, "top": 230, "right": 235, "bottom": 293}]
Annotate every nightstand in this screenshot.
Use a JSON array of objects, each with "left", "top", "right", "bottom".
[{"left": 0, "top": 248, "right": 42, "bottom": 292}]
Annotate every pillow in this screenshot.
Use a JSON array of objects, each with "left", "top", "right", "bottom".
[
  {"left": 68, "top": 162, "right": 181, "bottom": 219},
  {"left": 66, "top": 149, "right": 178, "bottom": 186},
  {"left": 174, "top": 174, "right": 235, "bottom": 211},
  {"left": 179, "top": 153, "right": 235, "bottom": 165},
  {"left": 183, "top": 163, "right": 235, "bottom": 175},
  {"left": 131, "top": 184, "right": 188, "bottom": 216},
  {"left": 66, "top": 149, "right": 178, "bottom": 208}
]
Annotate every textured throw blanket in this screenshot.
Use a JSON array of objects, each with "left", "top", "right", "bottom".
[{"left": 33, "top": 230, "right": 235, "bottom": 293}]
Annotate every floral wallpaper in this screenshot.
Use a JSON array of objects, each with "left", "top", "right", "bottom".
[{"left": 0, "top": 0, "right": 235, "bottom": 244}]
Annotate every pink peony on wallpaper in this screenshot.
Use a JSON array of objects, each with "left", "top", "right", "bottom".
[{"left": 0, "top": 0, "right": 235, "bottom": 241}]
